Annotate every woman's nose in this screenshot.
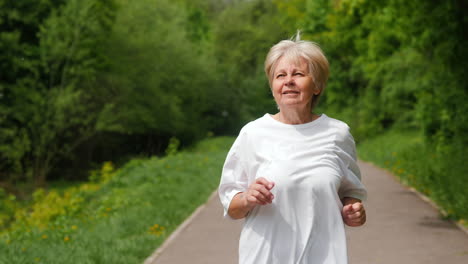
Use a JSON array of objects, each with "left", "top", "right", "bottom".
[{"left": 285, "top": 75, "right": 294, "bottom": 85}]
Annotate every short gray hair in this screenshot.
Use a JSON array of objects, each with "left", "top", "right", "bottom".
[{"left": 264, "top": 34, "right": 329, "bottom": 110}]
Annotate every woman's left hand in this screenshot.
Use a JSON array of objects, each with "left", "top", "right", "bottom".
[{"left": 341, "top": 197, "right": 366, "bottom": 227}]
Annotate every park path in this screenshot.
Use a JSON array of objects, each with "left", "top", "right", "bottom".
[{"left": 144, "top": 161, "right": 468, "bottom": 264}]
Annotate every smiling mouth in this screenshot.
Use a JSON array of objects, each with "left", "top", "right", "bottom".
[{"left": 282, "top": 90, "right": 300, "bottom": 95}]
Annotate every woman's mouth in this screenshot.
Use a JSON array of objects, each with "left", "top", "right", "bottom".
[{"left": 282, "top": 90, "right": 299, "bottom": 95}]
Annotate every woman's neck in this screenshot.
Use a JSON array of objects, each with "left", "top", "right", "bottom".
[{"left": 273, "top": 107, "right": 318, "bottom": 125}]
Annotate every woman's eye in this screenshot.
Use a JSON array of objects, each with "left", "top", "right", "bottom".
[
  {"left": 276, "top": 74, "right": 286, "bottom": 78},
  {"left": 294, "top": 72, "right": 304, "bottom": 76}
]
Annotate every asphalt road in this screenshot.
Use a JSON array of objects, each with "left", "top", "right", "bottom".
[{"left": 145, "top": 161, "right": 468, "bottom": 264}]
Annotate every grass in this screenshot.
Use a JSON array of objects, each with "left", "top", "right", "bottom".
[
  {"left": 0, "top": 136, "right": 235, "bottom": 264},
  {"left": 357, "top": 129, "right": 468, "bottom": 224}
]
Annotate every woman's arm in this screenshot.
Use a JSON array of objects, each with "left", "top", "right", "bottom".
[
  {"left": 341, "top": 197, "right": 366, "bottom": 227},
  {"left": 228, "top": 177, "right": 275, "bottom": 219}
]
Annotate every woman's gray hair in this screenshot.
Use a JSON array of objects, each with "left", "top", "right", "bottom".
[{"left": 264, "top": 32, "right": 329, "bottom": 110}]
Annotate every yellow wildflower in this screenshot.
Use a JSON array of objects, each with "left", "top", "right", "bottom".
[
  {"left": 64, "top": 236, "right": 70, "bottom": 242},
  {"left": 148, "top": 224, "right": 166, "bottom": 237}
]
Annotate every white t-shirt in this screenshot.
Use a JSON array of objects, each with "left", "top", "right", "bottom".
[{"left": 218, "top": 113, "right": 367, "bottom": 264}]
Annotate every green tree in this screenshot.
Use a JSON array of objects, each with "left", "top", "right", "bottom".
[
  {"left": 213, "top": 0, "right": 290, "bottom": 125},
  {"left": 0, "top": 0, "right": 116, "bottom": 186},
  {"left": 0, "top": 0, "right": 64, "bottom": 183},
  {"left": 95, "top": 0, "right": 221, "bottom": 145}
]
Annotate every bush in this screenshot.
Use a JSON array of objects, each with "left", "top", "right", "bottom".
[
  {"left": 0, "top": 137, "right": 234, "bottom": 264},
  {"left": 358, "top": 130, "right": 468, "bottom": 220}
]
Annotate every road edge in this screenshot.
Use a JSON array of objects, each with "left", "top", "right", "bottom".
[
  {"left": 143, "top": 191, "right": 219, "bottom": 264},
  {"left": 362, "top": 160, "right": 468, "bottom": 236}
]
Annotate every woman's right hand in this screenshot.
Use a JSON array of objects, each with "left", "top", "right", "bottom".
[
  {"left": 228, "top": 177, "right": 275, "bottom": 219},
  {"left": 244, "top": 177, "right": 275, "bottom": 207}
]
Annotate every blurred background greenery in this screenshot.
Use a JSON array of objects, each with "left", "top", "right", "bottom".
[{"left": 0, "top": 0, "right": 467, "bottom": 262}]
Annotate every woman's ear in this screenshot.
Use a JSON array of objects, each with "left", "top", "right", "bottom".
[{"left": 313, "top": 87, "right": 321, "bottom": 95}]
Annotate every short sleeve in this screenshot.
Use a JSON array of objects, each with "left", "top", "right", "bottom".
[
  {"left": 335, "top": 125, "right": 367, "bottom": 201},
  {"left": 218, "top": 133, "right": 249, "bottom": 219}
]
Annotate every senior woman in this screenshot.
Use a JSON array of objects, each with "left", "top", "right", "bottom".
[{"left": 218, "top": 36, "right": 367, "bottom": 264}]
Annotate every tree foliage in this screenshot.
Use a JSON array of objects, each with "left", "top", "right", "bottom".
[
  {"left": 0, "top": 0, "right": 246, "bottom": 186},
  {"left": 275, "top": 0, "right": 468, "bottom": 218},
  {"left": 275, "top": 0, "right": 467, "bottom": 143},
  {"left": 212, "top": 0, "right": 290, "bottom": 124},
  {"left": 1, "top": 0, "right": 467, "bottom": 198},
  {"left": 1, "top": 0, "right": 116, "bottom": 186}
]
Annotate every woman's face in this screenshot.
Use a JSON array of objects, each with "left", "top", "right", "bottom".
[{"left": 271, "top": 56, "right": 319, "bottom": 111}]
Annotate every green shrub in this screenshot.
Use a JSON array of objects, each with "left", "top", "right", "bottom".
[
  {"left": 358, "top": 130, "right": 468, "bottom": 220},
  {"left": 0, "top": 137, "right": 234, "bottom": 264}
]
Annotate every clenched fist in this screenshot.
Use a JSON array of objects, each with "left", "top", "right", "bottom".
[
  {"left": 341, "top": 197, "right": 366, "bottom": 227},
  {"left": 244, "top": 177, "right": 275, "bottom": 206},
  {"left": 228, "top": 177, "right": 275, "bottom": 219}
]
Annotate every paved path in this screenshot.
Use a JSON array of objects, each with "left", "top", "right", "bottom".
[{"left": 145, "top": 161, "right": 468, "bottom": 264}]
